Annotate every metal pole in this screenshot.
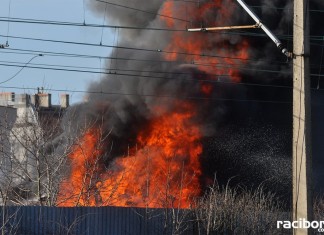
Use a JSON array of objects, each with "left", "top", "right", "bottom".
[
  {"left": 187, "top": 24, "right": 258, "bottom": 32},
  {"left": 236, "top": 0, "right": 291, "bottom": 58},
  {"left": 293, "top": 0, "right": 312, "bottom": 234}
]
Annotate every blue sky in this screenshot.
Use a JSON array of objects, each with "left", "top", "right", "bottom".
[{"left": 0, "top": 0, "right": 113, "bottom": 104}]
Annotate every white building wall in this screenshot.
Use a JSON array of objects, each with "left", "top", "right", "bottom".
[
  {"left": 0, "top": 94, "right": 42, "bottom": 204},
  {"left": 0, "top": 106, "right": 17, "bottom": 169}
]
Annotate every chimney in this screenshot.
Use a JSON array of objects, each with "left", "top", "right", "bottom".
[
  {"left": 60, "top": 94, "right": 69, "bottom": 108},
  {"left": 0, "top": 92, "right": 15, "bottom": 106},
  {"left": 33, "top": 93, "right": 51, "bottom": 108},
  {"left": 15, "top": 94, "right": 30, "bottom": 107}
]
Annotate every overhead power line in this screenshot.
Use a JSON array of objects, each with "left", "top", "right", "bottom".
[
  {"left": 0, "top": 57, "right": 290, "bottom": 75},
  {"left": 0, "top": 46, "right": 290, "bottom": 66},
  {"left": 0, "top": 60, "right": 282, "bottom": 77},
  {"left": 0, "top": 47, "right": 291, "bottom": 72},
  {"left": 249, "top": 5, "right": 324, "bottom": 13},
  {"left": 0, "top": 58, "right": 323, "bottom": 86},
  {"left": 0, "top": 55, "right": 42, "bottom": 85},
  {"left": 0, "top": 59, "right": 289, "bottom": 76},
  {"left": 95, "top": 0, "right": 190, "bottom": 23},
  {"left": 0, "top": 59, "right": 295, "bottom": 89},
  {"left": 0, "top": 33, "right": 240, "bottom": 59},
  {"left": 0, "top": 17, "right": 185, "bottom": 32},
  {"left": 0, "top": 34, "right": 293, "bottom": 64},
  {"left": 0, "top": 16, "right": 323, "bottom": 42},
  {"left": 1, "top": 84, "right": 324, "bottom": 104},
  {"left": 0, "top": 85, "right": 292, "bottom": 104},
  {"left": 4, "top": 46, "right": 318, "bottom": 69},
  {"left": 7, "top": 47, "right": 324, "bottom": 69}
]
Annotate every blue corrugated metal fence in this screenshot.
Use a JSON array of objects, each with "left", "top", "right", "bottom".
[{"left": 0, "top": 206, "right": 197, "bottom": 235}]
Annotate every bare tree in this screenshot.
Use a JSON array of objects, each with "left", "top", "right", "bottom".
[
  {"left": 0, "top": 107, "right": 22, "bottom": 235},
  {"left": 0, "top": 103, "right": 74, "bottom": 206},
  {"left": 56, "top": 120, "right": 112, "bottom": 207},
  {"left": 194, "top": 179, "right": 286, "bottom": 235}
]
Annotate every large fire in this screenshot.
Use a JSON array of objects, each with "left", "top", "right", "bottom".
[
  {"left": 58, "top": 102, "right": 202, "bottom": 208},
  {"left": 58, "top": 0, "right": 249, "bottom": 208}
]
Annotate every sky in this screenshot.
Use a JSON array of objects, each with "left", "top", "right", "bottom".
[{"left": 0, "top": 0, "right": 113, "bottom": 104}]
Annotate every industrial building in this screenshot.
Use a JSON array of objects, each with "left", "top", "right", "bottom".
[{"left": 0, "top": 91, "right": 69, "bottom": 205}]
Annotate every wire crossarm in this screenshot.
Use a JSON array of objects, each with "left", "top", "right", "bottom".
[
  {"left": 187, "top": 24, "right": 259, "bottom": 32},
  {"left": 236, "top": 0, "right": 292, "bottom": 58}
]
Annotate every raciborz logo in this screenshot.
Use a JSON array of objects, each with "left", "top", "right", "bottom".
[{"left": 277, "top": 219, "right": 324, "bottom": 232}]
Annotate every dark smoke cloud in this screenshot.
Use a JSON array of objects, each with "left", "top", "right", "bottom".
[{"left": 82, "top": 0, "right": 287, "bottom": 141}]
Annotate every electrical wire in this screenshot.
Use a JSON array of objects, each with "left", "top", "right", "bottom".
[
  {"left": 0, "top": 3, "right": 320, "bottom": 94},
  {"left": 100, "top": 3, "right": 108, "bottom": 46},
  {"left": 0, "top": 56, "right": 290, "bottom": 75},
  {"left": 0, "top": 58, "right": 323, "bottom": 89},
  {"left": 0, "top": 55, "right": 42, "bottom": 85},
  {"left": 0, "top": 46, "right": 290, "bottom": 66},
  {"left": 249, "top": 5, "right": 324, "bottom": 13},
  {"left": 0, "top": 17, "right": 185, "bottom": 31},
  {"left": 95, "top": 0, "right": 190, "bottom": 23},
  {"left": 0, "top": 49, "right": 289, "bottom": 78},
  {"left": 0, "top": 84, "right": 292, "bottom": 104},
  {"left": 0, "top": 61, "right": 278, "bottom": 79},
  {"left": 0, "top": 60, "right": 318, "bottom": 77},
  {"left": 0, "top": 48, "right": 323, "bottom": 82},
  {"left": 0, "top": 16, "right": 321, "bottom": 42},
  {"left": 0, "top": 59, "right": 291, "bottom": 87},
  {"left": 0, "top": 34, "right": 292, "bottom": 65},
  {"left": 6, "top": 0, "right": 12, "bottom": 46},
  {"left": 1, "top": 83, "right": 324, "bottom": 104},
  {"left": 82, "top": 0, "right": 86, "bottom": 25}
]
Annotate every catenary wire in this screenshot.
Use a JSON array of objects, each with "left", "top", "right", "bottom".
[
  {"left": 0, "top": 59, "right": 323, "bottom": 87},
  {"left": 0, "top": 34, "right": 294, "bottom": 65},
  {"left": 1, "top": 84, "right": 324, "bottom": 104},
  {"left": 0, "top": 58, "right": 290, "bottom": 75},
  {"left": 0, "top": 84, "right": 292, "bottom": 104},
  {"left": 94, "top": 0, "right": 190, "bottom": 23},
  {"left": 0, "top": 16, "right": 323, "bottom": 42},
  {"left": 0, "top": 55, "right": 42, "bottom": 84},
  {"left": 0, "top": 46, "right": 290, "bottom": 66},
  {"left": 0, "top": 59, "right": 293, "bottom": 89}
]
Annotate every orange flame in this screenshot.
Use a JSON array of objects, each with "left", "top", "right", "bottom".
[
  {"left": 58, "top": 102, "right": 202, "bottom": 208},
  {"left": 58, "top": 129, "right": 104, "bottom": 206}
]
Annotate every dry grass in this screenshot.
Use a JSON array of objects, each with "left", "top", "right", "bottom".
[
  {"left": 194, "top": 182, "right": 287, "bottom": 235},
  {"left": 314, "top": 195, "right": 324, "bottom": 221}
]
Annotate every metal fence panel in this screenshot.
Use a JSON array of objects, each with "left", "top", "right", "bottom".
[{"left": 0, "top": 206, "right": 196, "bottom": 235}]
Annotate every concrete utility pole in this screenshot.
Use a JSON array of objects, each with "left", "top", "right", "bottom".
[
  {"left": 293, "top": 0, "right": 312, "bottom": 234},
  {"left": 188, "top": 0, "right": 312, "bottom": 233}
]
